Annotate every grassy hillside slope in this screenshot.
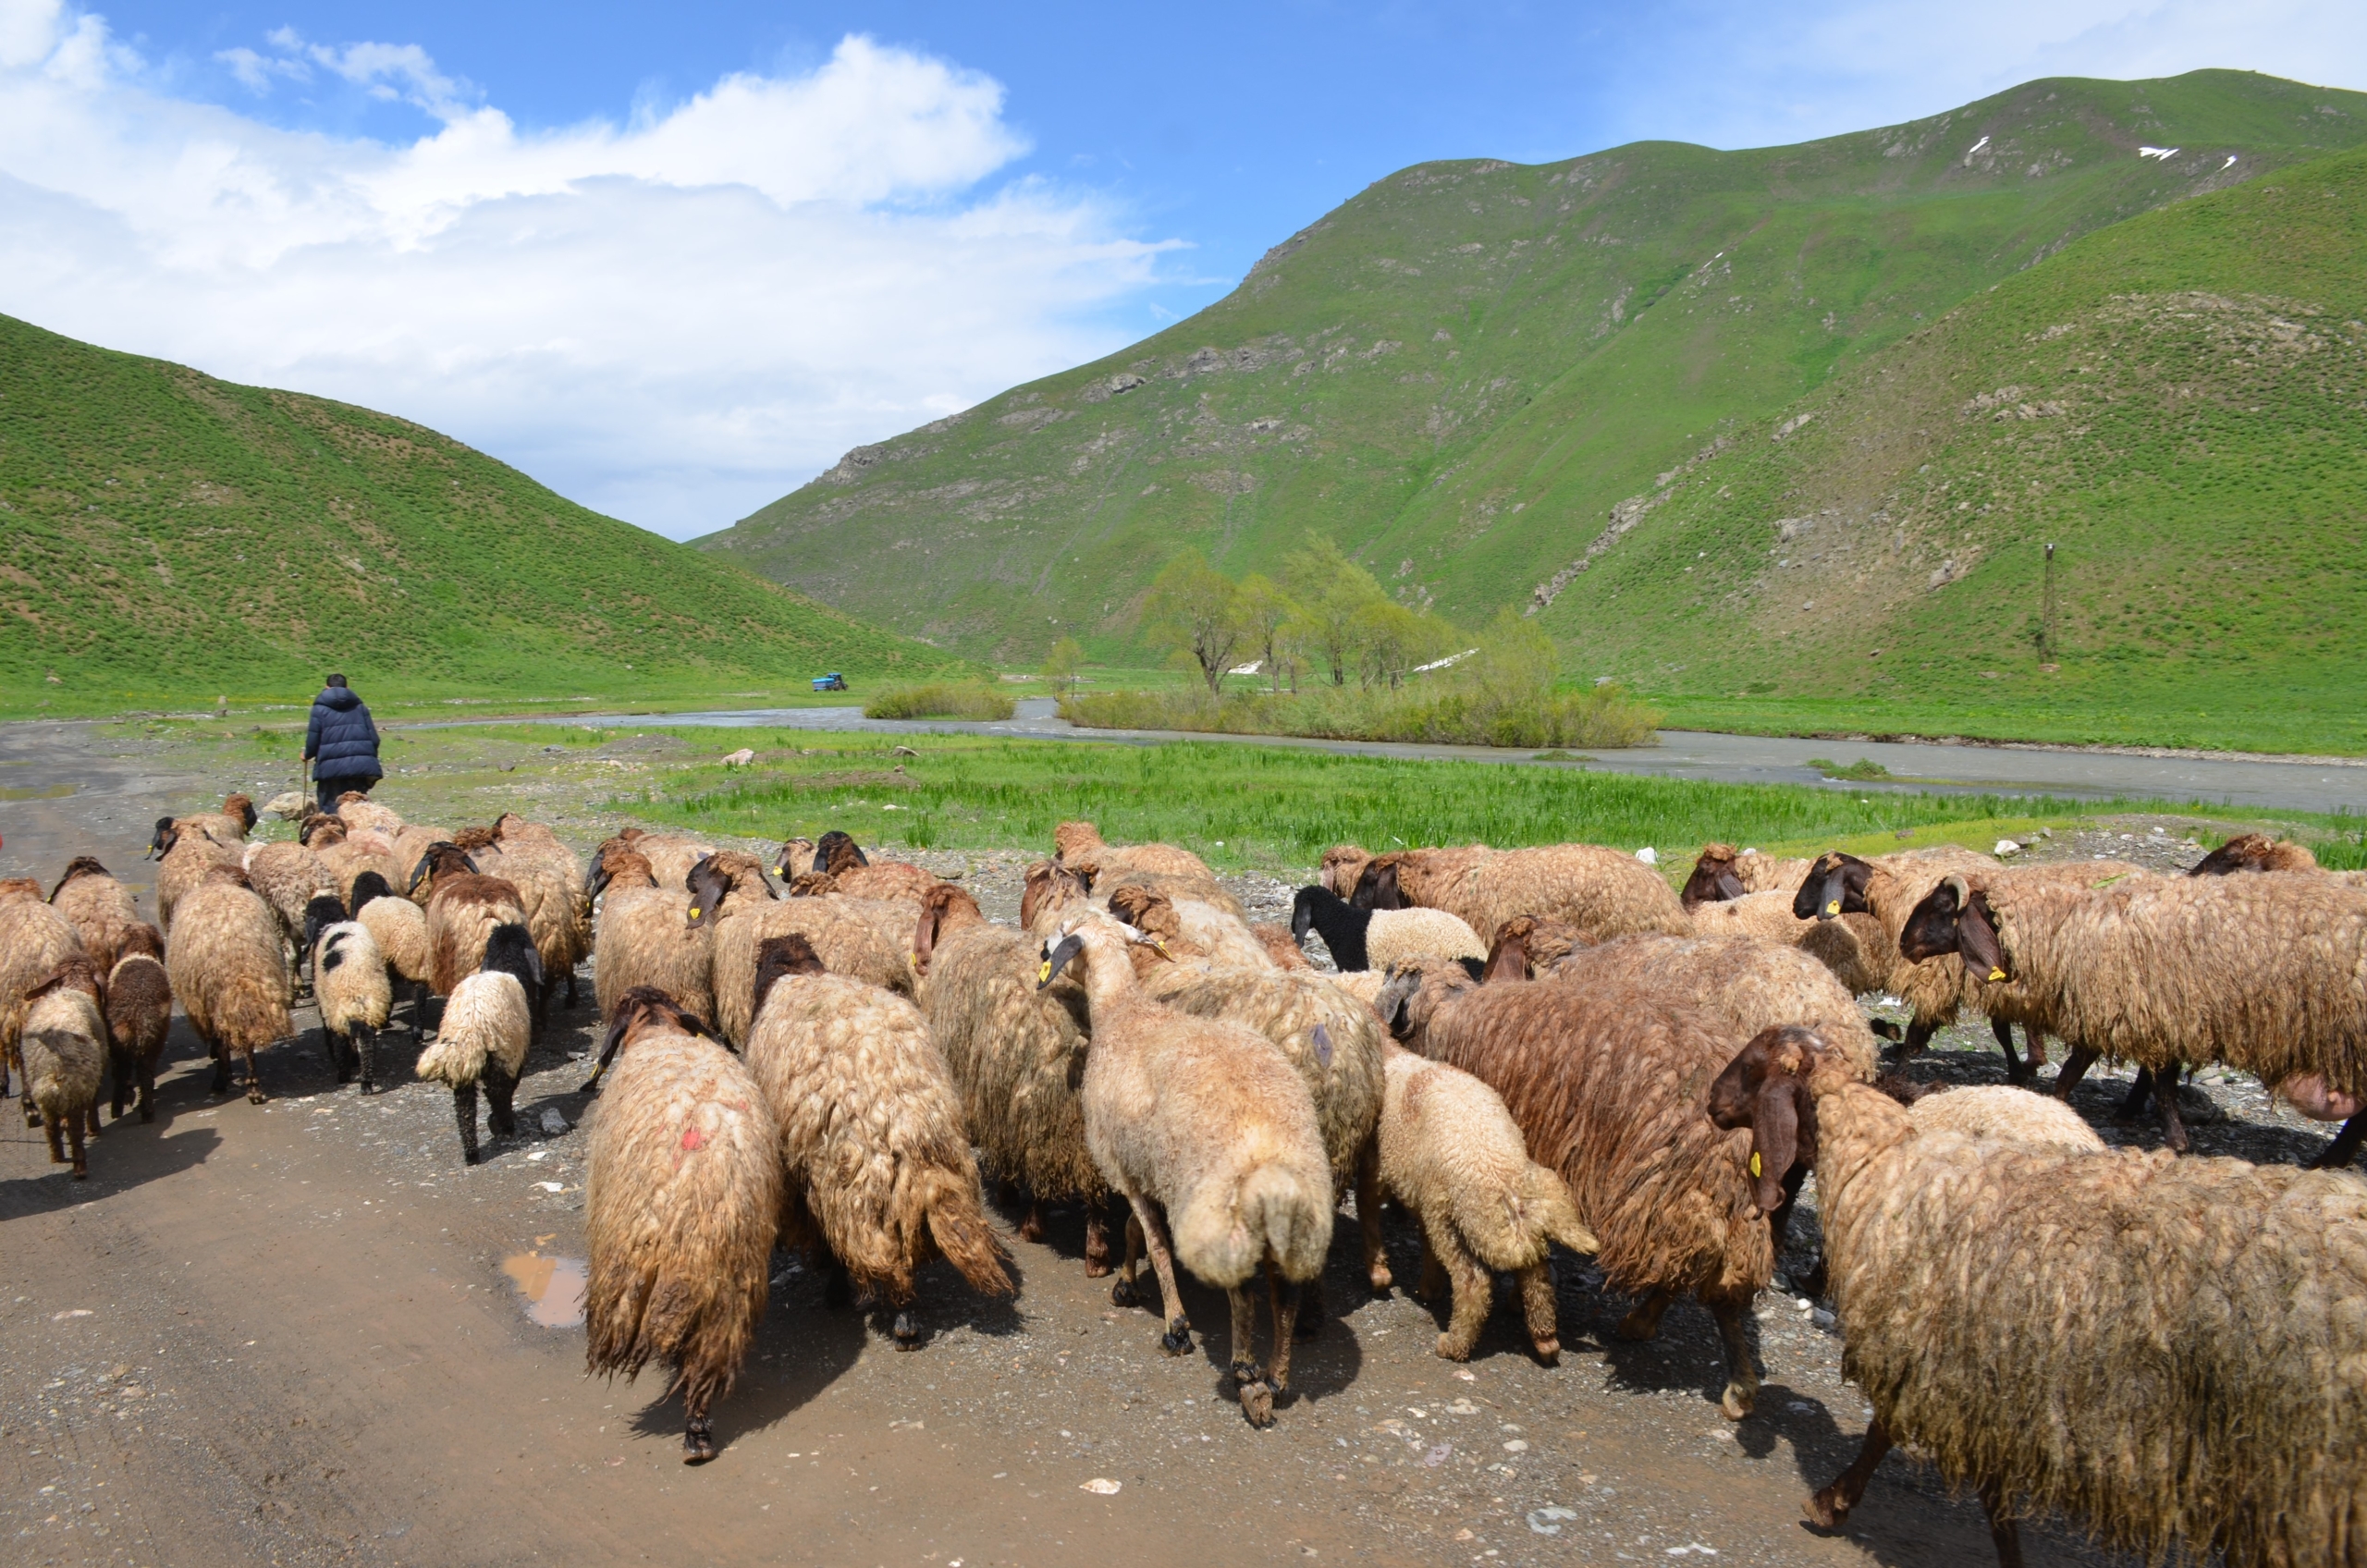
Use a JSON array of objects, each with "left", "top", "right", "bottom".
[
  {"left": 701, "top": 70, "right": 2367, "bottom": 685},
  {"left": 1552, "top": 144, "right": 2367, "bottom": 753},
  {"left": 0, "top": 315, "right": 962, "bottom": 717}
]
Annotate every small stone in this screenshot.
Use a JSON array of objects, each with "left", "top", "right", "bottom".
[{"left": 540, "top": 1108, "right": 570, "bottom": 1136}]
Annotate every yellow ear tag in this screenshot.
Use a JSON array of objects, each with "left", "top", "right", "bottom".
[
  {"left": 1988, "top": 967, "right": 2006, "bottom": 982},
  {"left": 1037, "top": 961, "right": 1053, "bottom": 983},
  {"left": 688, "top": 907, "right": 701, "bottom": 920},
  {"left": 1748, "top": 1151, "right": 1762, "bottom": 1179},
  {"left": 1824, "top": 900, "right": 1841, "bottom": 916}
]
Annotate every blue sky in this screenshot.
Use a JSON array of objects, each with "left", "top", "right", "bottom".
[{"left": 3, "top": 0, "right": 2361, "bottom": 535}]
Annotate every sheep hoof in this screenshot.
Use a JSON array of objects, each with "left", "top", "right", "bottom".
[
  {"left": 71, "top": 1165, "right": 88, "bottom": 1181},
  {"left": 1721, "top": 1382, "right": 1756, "bottom": 1420},
  {"left": 245, "top": 1086, "right": 267, "bottom": 1106},
  {"left": 139, "top": 1108, "right": 153, "bottom": 1124},
  {"left": 1109, "top": 1278, "right": 1138, "bottom": 1308},
  {"left": 1159, "top": 1319, "right": 1193, "bottom": 1356},
  {"left": 1434, "top": 1334, "right": 1470, "bottom": 1361},
  {"left": 1083, "top": 1256, "right": 1112, "bottom": 1279},
  {"left": 1367, "top": 1264, "right": 1393, "bottom": 1296},
  {"left": 1238, "top": 1379, "right": 1276, "bottom": 1428},
  {"left": 682, "top": 1420, "right": 717, "bottom": 1464},
  {"left": 1531, "top": 1338, "right": 1561, "bottom": 1366},
  {"left": 892, "top": 1312, "right": 921, "bottom": 1350},
  {"left": 1803, "top": 1488, "right": 1846, "bottom": 1529}
]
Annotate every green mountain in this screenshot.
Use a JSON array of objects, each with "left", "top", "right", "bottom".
[
  {"left": 700, "top": 69, "right": 2367, "bottom": 735},
  {"left": 0, "top": 315, "right": 959, "bottom": 717},
  {"left": 1554, "top": 141, "right": 2367, "bottom": 753}
]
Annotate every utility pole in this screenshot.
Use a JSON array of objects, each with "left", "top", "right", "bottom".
[{"left": 2041, "top": 541, "right": 2058, "bottom": 658}]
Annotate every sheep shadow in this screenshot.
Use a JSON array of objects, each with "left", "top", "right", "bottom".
[
  {"left": 0, "top": 1113, "right": 221, "bottom": 1219},
  {"left": 621, "top": 1268, "right": 871, "bottom": 1455},
  {"left": 1356, "top": 1202, "right": 1566, "bottom": 1371},
  {"left": 1555, "top": 1266, "right": 1762, "bottom": 1415}
]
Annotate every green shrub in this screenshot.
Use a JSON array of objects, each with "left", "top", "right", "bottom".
[{"left": 863, "top": 682, "right": 1017, "bottom": 721}]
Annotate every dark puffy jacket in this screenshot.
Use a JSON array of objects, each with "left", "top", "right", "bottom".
[{"left": 304, "top": 687, "right": 383, "bottom": 782}]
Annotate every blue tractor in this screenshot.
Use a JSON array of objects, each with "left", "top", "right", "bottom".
[{"left": 812, "top": 672, "right": 849, "bottom": 692}]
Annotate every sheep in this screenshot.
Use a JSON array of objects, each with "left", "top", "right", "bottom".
[
  {"left": 311, "top": 913, "right": 393, "bottom": 1094},
  {"left": 1354, "top": 843, "right": 1692, "bottom": 944},
  {"left": 147, "top": 817, "right": 240, "bottom": 936},
  {"left": 1680, "top": 844, "right": 1812, "bottom": 908},
  {"left": 1710, "top": 1026, "right": 2367, "bottom": 1568},
  {"left": 242, "top": 839, "right": 338, "bottom": 965},
  {"left": 1158, "top": 963, "right": 1392, "bottom": 1321},
  {"left": 583, "top": 986, "right": 780, "bottom": 1464},
  {"left": 1376, "top": 960, "right": 1772, "bottom": 1418},
  {"left": 2190, "top": 832, "right": 2323, "bottom": 876},
  {"left": 1045, "top": 912, "right": 1333, "bottom": 1427},
  {"left": 487, "top": 812, "right": 590, "bottom": 1006},
  {"left": 104, "top": 924, "right": 172, "bottom": 1123},
  {"left": 1290, "top": 884, "right": 1485, "bottom": 973},
  {"left": 307, "top": 816, "right": 404, "bottom": 908},
  {"left": 1323, "top": 842, "right": 1490, "bottom": 905},
  {"left": 20, "top": 957, "right": 106, "bottom": 1177},
  {"left": 1249, "top": 923, "right": 1313, "bottom": 971},
  {"left": 1021, "top": 860, "right": 1093, "bottom": 937},
  {"left": 685, "top": 851, "right": 897, "bottom": 1043},
  {"left": 795, "top": 830, "right": 942, "bottom": 904},
  {"left": 590, "top": 846, "right": 717, "bottom": 1030},
  {"left": 351, "top": 870, "right": 433, "bottom": 1039},
  {"left": 165, "top": 865, "right": 291, "bottom": 1103},
  {"left": 1898, "top": 867, "right": 2367, "bottom": 1156},
  {"left": 1054, "top": 820, "right": 1212, "bottom": 883},
  {"left": 1377, "top": 1040, "right": 1599, "bottom": 1362},
  {"left": 178, "top": 791, "right": 259, "bottom": 850},
  {"left": 333, "top": 792, "right": 405, "bottom": 835},
  {"left": 47, "top": 858, "right": 141, "bottom": 973},
  {"left": 600, "top": 827, "right": 713, "bottom": 891},
  {"left": 1550, "top": 933, "right": 1883, "bottom": 1078},
  {"left": 416, "top": 924, "right": 540, "bottom": 1164},
  {"left": 912, "top": 886, "right": 1110, "bottom": 1273},
  {"left": 1797, "top": 846, "right": 2112, "bottom": 1084},
  {"left": 743, "top": 934, "right": 1013, "bottom": 1346},
  {"left": 1102, "top": 881, "right": 1272, "bottom": 977},
  {"left": 2, "top": 883, "right": 89, "bottom": 1115},
  {"left": 1905, "top": 1083, "right": 2104, "bottom": 1152},
  {"left": 1685, "top": 890, "right": 1893, "bottom": 994},
  {"left": 410, "top": 843, "right": 531, "bottom": 1003}
]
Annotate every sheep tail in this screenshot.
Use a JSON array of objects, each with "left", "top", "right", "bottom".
[
  {"left": 415, "top": 1032, "right": 486, "bottom": 1088},
  {"left": 217, "top": 974, "right": 290, "bottom": 1054},
  {"left": 924, "top": 1170, "right": 1014, "bottom": 1298},
  {"left": 1526, "top": 1166, "right": 1600, "bottom": 1257}
]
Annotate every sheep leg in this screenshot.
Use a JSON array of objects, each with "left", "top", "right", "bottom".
[
  {"left": 66, "top": 1113, "right": 88, "bottom": 1180},
  {"left": 1615, "top": 1285, "right": 1674, "bottom": 1342},
  {"left": 1110, "top": 1212, "right": 1144, "bottom": 1308},
  {"left": 2115, "top": 1066, "right": 2156, "bottom": 1121},
  {"left": 325, "top": 1028, "right": 351, "bottom": 1084},
  {"left": 453, "top": 1083, "right": 482, "bottom": 1166},
  {"left": 1416, "top": 1229, "right": 1448, "bottom": 1306},
  {"left": 2021, "top": 1027, "right": 2047, "bottom": 1070},
  {"left": 1227, "top": 1283, "right": 1270, "bottom": 1425},
  {"left": 1268, "top": 1267, "right": 1300, "bottom": 1397},
  {"left": 1804, "top": 1416, "right": 1892, "bottom": 1527},
  {"left": 681, "top": 1389, "right": 718, "bottom": 1465},
  {"left": 1516, "top": 1262, "right": 1561, "bottom": 1365},
  {"left": 1429, "top": 1219, "right": 1491, "bottom": 1363},
  {"left": 2051, "top": 1045, "right": 2100, "bottom": 1099},
  {"left": 1123, "top": 1194, "right": 1194, "bottom": 1354},
  {"left": 410, "top": 979, "right": 432, "bottom": 1040},
  {"left": 136, "top": 1050, "right": 156, "bottom": 1123},
  {"left": 242, "top": 1048, "right": 266, "bottom": 1105},
  {"left": 1083, "top": 1196, "right": 1112, "bottom": 1278},
  {"left": 823, "top": 1258, "right": 853, "bottom": 1310},
  {"left": 107, "top": 1041, "right": 133, "bottom": 1121},
  {"left": 2153, "top": 1068, "right": 2191, "bottom": 1154},
  {"left": 1711, "top": 1298, "right": 1759, "bottom": 1418},
  {"left": 2308, "top": 1114, "right": 2367, "bottom": 1170},
  {"left": 1988, "top": 1018, "right": 2027, "bottom": 1084},
  {"left": 1296, "top": 1274, "right": 1326, "bottom": 1341},
  {"left": 1979, "top": 1478, "right": 2026, "bottom": 1568},
  {"left": 352, "top": 1024, "right": 378, "bottom": 1095},
  {"left": 43, "top": 1111, "right": 66, "bottom": 1165},
  {"left": 484, "top": 1062, "right": 519, "bottom": 1138},
  {"left": 1017, "top": 1199, "right": 1046, "bottom": 1243},
  {"left": 1355, "top": 1139, "right": 1391, "bottom": 1294}
]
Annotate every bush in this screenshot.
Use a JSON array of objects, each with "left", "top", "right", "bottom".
[
  {"left": 1059, "top": 682, "right": 1658, "bottom": 748},
  {"left": 863, "top": 682, "right": 1016, "bottom": 721}
]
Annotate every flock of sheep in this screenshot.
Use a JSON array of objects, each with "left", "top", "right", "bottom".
[{"left": 4, "top": 789, "right": 2366, "bottom": 1564}]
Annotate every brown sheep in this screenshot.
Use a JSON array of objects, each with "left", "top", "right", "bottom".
[
  {"left": 744, "top": 935, "right": 1012, "bottom": 1346},
  {"left": 687, "top": 852, "right": 899, "bottom": 1044},
  {"left": 1250, "top": 922, "right": 1314, "bottom": 971},
  {"left": 1054, "top": 820, "right": 1213, "bottom": 883},
  {"left": 2190, "top": 832, "right": 2322, "bottom": 876},
  {"left": 411, "top": 845, "right": 530, "bottom": 1001},
  {"left": 47, "top": 858, "right": 141, "bottom": 974},
  {"left": 20, "top": 956, "right": 106, "bottom": 1176},
  {"left": 583, "top": 987, "right": 780, "bottom": 1464},
  {"left": 799, "top": 830, "right": 942, "bottom": 904},
  {"left": 1355, "top": 843, "right": 1691, "bottom": 944},
  {"left": 466, "top": 827, "right": 587, "bottom": 1012},
  {"left": 333, "top": 792, "right": 405, "bottom": 835},
  {"left": 1680, "top": 844, "right": 1812, "bottom": 909},
  {"left": 166, "top": 866, "right": 291, "bottom": 1103},
  {"left": 1103, "top": 881, "right": 1273, "bottom": 977},
  {"left": 2, "top": 888, "right": 89, "bottom": 1119},
  {"left": 1378, "top": 961, "right": 1772, "bottom": 1417},
  {"left": 590, "top": 848, "right": 715, "bottom": 1029},
  {"left": 1478, "top": 914, "right": 1591, "bottom": 982},
  {"left": 600, "top": 827, "right": 713, "bottom": 892},
  {"left": 147, "top": 817, "right": 240, "bottom": 936},
  {"left": 913, "top": 885, "right": 1109, "bottom": 1272},
  {"left": 1020, "top": 860, "right": 1092, "bottom": 937},
  {"left": 104, "top": 924, "right": 172, "bottom": 1122},
  {"left": 242, "top": 840, "right": 338, "bottom": 964},
  {"left": 1713, "top": 1027, "right": 2367, "bottom": 1568}
]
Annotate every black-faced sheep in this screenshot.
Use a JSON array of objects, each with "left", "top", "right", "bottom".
[
  {"left": 1711, "top": 1026, "right": 2367, "bottom": 1568},
  {"left": 311, "top": 907, "right": 393, "bottom": 1094},
  {"left": 1898, "top": 867, "right": 2367, "bottom": 1156},
  {"left": 350, "top": 870, "right": 433, "bottom": 1039},
  {"left": 104, "top": 923, "right": 172, "bottom": 1122},
  {"left": 1377, "top": 961, "right": 1770, "bottom": 1417},
  {"left": 416, "top": 923, "right": 540, "bottom": 1163},
  {"left": 166, "top": 865, "right": 293, "bottom": 1103},
  {"left": 1377, "top": 1041, "right": 1598, "bottom": 1362},
  {"left": 1290, "top": 884, "right": 1485, "bottom": 973},
  {"left": 743, "top": 934, "right": 1012, "bottom": 1347},
  {"left": 583, "top": 986, "right": 780, "bottom": 1464},
  {"left": 47, "top": 858, "right": 141, "bottom": 973},
  {"left": 20, "top": 956, "right": 106, "bottom": 1177},
  {"left": 1047, "top": 913, "right": 1333, "bottom": 1427}
]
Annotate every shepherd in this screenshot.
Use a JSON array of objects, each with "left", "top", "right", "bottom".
[{"left": 303, "top": 674, "right": 383, "bottom": 814}]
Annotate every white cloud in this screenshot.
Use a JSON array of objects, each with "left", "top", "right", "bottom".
[{"left": 0, "top": 5, "right": 1176, "bottom": 536}]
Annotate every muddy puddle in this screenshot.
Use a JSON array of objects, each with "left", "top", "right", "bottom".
[{"left": 501, "top": 1248, "right": 587, "bottom": 1329}]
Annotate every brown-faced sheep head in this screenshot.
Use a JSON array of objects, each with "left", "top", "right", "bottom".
[
  {"left": 1051, "top": 820, "right": 1105, "bottom": 867},
  {"left": 584, "top": 845, "right": 656, "bottom": 901},
  {"left": 1793, "top": 851, "right": 1875, "bottom": 922},
  {"left": 1898, "top": 874, "right": 2011, "bottom": 982},
  {"left": 911, "top": 883, "right": 984, "bottom": 977},
  {"left": 1020, "top": 860, "right": 1090, "bottom": 930},
  {"left": 48, "top": 857, "right": 111, "bottom": 901},
  {"left": 583, "top": 985, "right": 717, "bottom": 1093},
  {"left": 223, "top": 793, "right": 258, "bottom": 833},
  {"left": 1318, "top": 845, "right": 1373, "bottom": 899},
  {"left": 0, "top": 877, "right": 43, "bottom": 903},
  {"left": 2189, "top": 833, "right": 2318, "bottom": 876},
  {"left": 814, "top": 830, "right": 868, "bottom": 875},
  {"left": 300, "top": 814, "right": 346, "bottom": 848},
  {"left": 1681, "top": 845, "right": 1749, "bottom": 911},
  {"left": 1350, "top": 858, "right": 1405, "bottom": 912},
  {"left": 406, "top": 842, "right": 480, "bottom": 900},
  {"left": 1706, "top": 1025, "right": 1829, "bottom": 1214},
  {"left": 450, "top": 825, "right": 499, "bottom": 853},
  {"left": 1373, "top": 959, "right": 1477, "bottom": 1047},
  {"left": 26, "top": 953, "right": 105, "bottom": 1008},
  {"left": 772, "top": 837, "right": 816, "bottom": 881},
  {"left": 685, "top": 852, "right": 773, "bottom": 930},
  {"left": 1482, "top": 919, "right": 1538, "bottom": 983},
  {"left": 751, "top": 933, "right": 828, "bottom": 1018}
]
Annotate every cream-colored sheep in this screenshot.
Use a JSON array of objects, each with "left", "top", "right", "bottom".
[
  {"left": 313, "top": 921, "right": 393, "bottom": 1092},
  {"left": 166, "top": 868, "right": 291, "bottom": 1104},
  {"left": 590, "top": 849, "right": 714, "bottom": 1028},
  {"left": 416, "top": 933, "right": 536, "bottom": 1166},
  {"left": 46, "top": 858, "right": 141, "bottom": 973},
  {"left": 20, "top": 959, "right": 105, "bottom": 1178}
]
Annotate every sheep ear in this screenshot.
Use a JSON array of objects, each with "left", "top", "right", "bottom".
[
  {"left": 1746, "top": 1080, "right": 1800, "bottom": 1213},
  {"left": 913, "top": 900, "right": 941, "bottom": 977},
  {"left": 1812, "top": 860, "right": 1851, "bottom": 921},
  {"left": 1958, "top": 890, "right": 2010, "bottom": 983},
  {"left": 1481, "top": 936, "right": 1528, "bottom": 984},
  {"left": 582, "top": 1011, "right": 633, "bottom": 1093},
  {"left": 1714, "top": 868, "right": 1748, "bottom": 901},
  {"left": 1037, "top": 934, "right": 1085, "bottom": 989}
]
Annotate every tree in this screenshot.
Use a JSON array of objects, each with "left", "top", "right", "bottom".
[
  {"left": 1353, "top": 601, "right": 1453, "bottom": 690},
  {"left": 1282, "top": 533, "right": 1387, "bottom": 688},
  {"left": 1233, "top": 574, "right": 1297, "bottom": 695},
  {"left": 1462, "top": 607, "right": 1556, "bottom": 707},
  {"left": 1141, "top": 551, "right": 1245, "bottom": 693},
  {"left": 1041, "top": 636, "right": 1086, "bottom": 698}
]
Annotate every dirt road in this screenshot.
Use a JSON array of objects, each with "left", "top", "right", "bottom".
[{"left": 3, "top": 718, "right": 2297, "bottom": 1568}]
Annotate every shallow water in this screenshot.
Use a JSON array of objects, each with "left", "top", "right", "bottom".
[{"left": 501, "top": 1251, "right": 587, "bottom": 1329}]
